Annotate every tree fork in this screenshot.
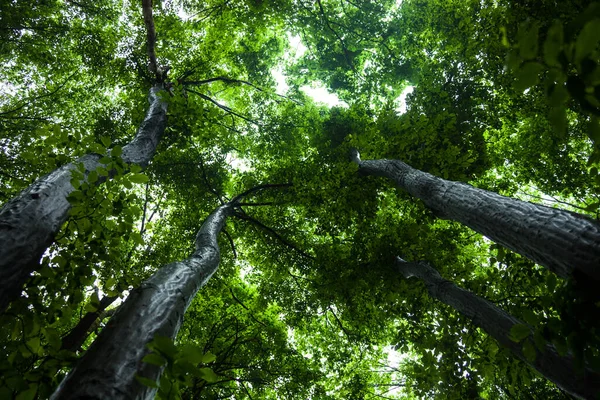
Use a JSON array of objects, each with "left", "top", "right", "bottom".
[
  {"left": 0, "top": 86, "right": 168, "bottom": 312},
  {"left": 396, "top": 257, "right": 600, "bottom": 399},
  {"left": 351, "top": 150, "right": 600, "bottom": 281}
]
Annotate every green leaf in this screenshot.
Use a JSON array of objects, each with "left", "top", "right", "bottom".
[
  {"left": 100, "top": 136, "right": 111, "bottom": 147},
  {"left": 201, "top": 351, "right": 217, "bottom": 364},
  {"left": 521, "top": 309, "right": 538, "bottom": 326},
  {"left": 543, "top": 22, "right": 564, "bottom": 67},
  {"left": 500, "top": 26, "right": 510, "bottom": 48},
  {"left": 66, "top": 190, "right": 84, "bottom": 204},
  {"left": 148, "top": 336, "right": 178, "bottom": 360},
  {"left": 522, "top": 339, "right": 537, "bottom": 362},
  {"left": 15, "top": 384, "right": 37, "bottom": 400},
  {"left": 588, "top": 118, "right": 600, "bottom": 144},
  {"left": 135, "top": 375, "right": 159, "bottom": 389},
  {"left": 546, "top": 273, "right": 557, "bottom": 292},
  {"left": 26, "top": 337, "right": 40, "bottom": 354},
  {"left": 198, "top": 367, "right": 219, "bottom": 383},
  {"left": 509, "top": 323, "right": 531, "bottom": 342},
  {"left": 548, "top": 83, "right": 569, "bottom": 107},
  {"left": 43, "top": 327, "right": 61, "bottom": 351},
  {"left": 575, "top": 18, "right": 600, "bottom": 63},
  {"left": 514, "top": 62, "right": 544, "bottom": 92},
  {"left": 88, "top": 170, "right": 98, "bottom": 183},
  {"left": 111, "top": 145, "right": 122, "bottom": 157},
  {"left": 142, "top": 353, "right": 167, "bottom": 367},
  {"left": 549, "top": 107, "right": 567, "bottom": 137},
  {"left": 129, "top": 173, "right": 149, "bottom": 184},
  {"left": 519, "top": 22, "right": 539, "bottom": 60},
  {"left": 552, "top": 336, "right": 568, "bottom": 356},
  {"left": 533, "top": 328, "right": 546, "bottom": 351},
  {"left": 131, "top": 232, "right": 144, "bottom": 246}
]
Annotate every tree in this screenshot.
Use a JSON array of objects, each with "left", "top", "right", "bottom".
[
  {"left": 0, "top": 86, "right": 167, "bottom": 312},
  {"left": 50, "top": 184, "right": 287, "bottom": 399},
  {"left": 396, "top": 256, "right": 600, "bottom": 400},
  {"left": 0, "top": 0, "right": 169, "bottom": 313},
  {"left": 351, "top": 149, "right": 600, "bottom": 281},
  {"left": 2, "top": 0, "right": 600, "bottom": 398}
]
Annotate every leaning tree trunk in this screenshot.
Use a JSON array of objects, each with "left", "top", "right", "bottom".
[
  {"left": 351, "top": 150, "right": 600, "bottom": 281},
  {"left": 396, "top": 257, "right": 600, "bottom": 400},
  {"left": 0, "top": 86, "right": 167, "bottom": 312},
  {"left": 50, "top": 202, "right": 234, "bottom": 400}
]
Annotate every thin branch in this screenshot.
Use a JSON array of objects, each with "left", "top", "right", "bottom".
[
  {"left": 240, "top": 381, "right": 254, "bottom": 400},
  {"left": 139, "top": 181, "right": 151, "bottom": 236},
  {"left": 212, "top": 119, "right": 245, "bottom": 135},
  {"left": 229, "top": 288, "right": 269, "bottom": 330},
  {"left": 327, "top": 305, "right": 352, "bottom": 339},
  {"left": 182, "top": 76, "right": 301, "bottom": 104},
  {"left": 230, "top": 183, "right": 292, "bottom": 204},
  {"left": 234, "top": 212, "right": 314, "bottom": 260},
  {"left": 222, "top": 227, "right": 237, "bottom": 258},
  {"left": 186, "top": 89, "right": 260, "bottom": 125},
  {"left": 235, "top": 202, "right": 276, "bottom": 207},
  {"left": 316, "top": 0, "right": 354, "bottom": 70},
  {"left": 518, "top": 190, "right": 592, "bottom": 214},
  {"left": 0, "top": 71, "right": 77, "bottom": 116}
]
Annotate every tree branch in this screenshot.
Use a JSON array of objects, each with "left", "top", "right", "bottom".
[
  {"left": 0, "top": 71, "right": 77, "bottom": 117},
  {"left": 182, "top": 76, "right": 302, "bottom": 104},
  {"left": 186, "top": 89, "right": 260, "bottom": 125},
  {"left": 233, "top": 211, "right": 314, "bottom": 260},
  {"left": 222, "top": 227, "right": 237, "bottom": 258},
  {"left": 230, "top": 183, "right": 292, "bottom": 204}
]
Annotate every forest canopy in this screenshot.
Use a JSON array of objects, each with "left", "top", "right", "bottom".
[{"left": 1, "top": 0, "right": 600, "bottom": 399}]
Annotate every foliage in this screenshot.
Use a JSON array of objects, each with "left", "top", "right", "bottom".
[{"left": 1, "top": 0, "right": 600, "bottom": 399}]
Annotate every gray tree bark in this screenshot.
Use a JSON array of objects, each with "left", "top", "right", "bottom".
[
  {"left": 396, "top": 257, "right": 600, "bottom": 400},
  {"left": 0, "top": 86, "right": 168, "bottom": 312},
  {"left": 50, "top": 202, "right": 234, "bottom": 400},
  {"left": 351, "top": 150, "right": 600, "bottom": 281}
]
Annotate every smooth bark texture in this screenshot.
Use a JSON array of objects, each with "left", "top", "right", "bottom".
[
  {"left": 51, "top": 203, "right": 234, "bottom": 400},
  {"left": 0, "top": 86, "right": 167, "bottom": 312},
  {"left": 352, "top": 150, "right": 600, "bottom": 281},
  {"left": 396, "top": 257, "right": 600, "bottom": 400}
]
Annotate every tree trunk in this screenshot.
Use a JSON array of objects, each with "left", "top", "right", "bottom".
[
  {"left": 351, "top": 150, "right": 600, "bottom": 281},
  {"left": 0, "top": 86, "right": 168, "bottom": 312},
  {"left": 50, "top": 202, "right": 234, "bottom": 400},
  {"left": 396, "top": 257, "right": 600, "bottom": 400}
]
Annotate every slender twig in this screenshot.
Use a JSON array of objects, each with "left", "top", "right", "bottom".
[
  {"left": 139, "top": 181, "right": 151, "bottom": 236},
  {"left": 235, "top": 202, "right": 276, "bottom": 207},
  {"left": 222, "top": 228, "right": 237, "bottom": 258},
  {"left": 182, "top": 76, "right": 302, "bottom": 104},
  {"left": 231, "top": 183, "right": 291, "bottom": 204},
  {"left": 316, "top": 0, "right": 354, "bottom": 70},
  {"left": 186, "top": 89, "right": 260, "bottom": 125},
  {"left": 229, "top": 288, "right": 268, "bottom": 330},
  {"left": 198, "top": 157, "right": 226, "bottom": 204},
  {"left": 0, "top": 71, "right": 77, "bottom": 116},
  {"left": 327, "top": 306, "right": 352, "bottom": 338},
  {"left": 233, "top": 212, "right": 314, "bottom": 259}
]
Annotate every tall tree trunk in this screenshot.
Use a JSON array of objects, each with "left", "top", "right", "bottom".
[
  {"left": 0, "top": 86, "right": 168, "bottom": 312},
  {"left": 396, "top": 257, "right": 600, "bottom": 400},
  {"left": 351, "top": 150, "right": 600, "bottom": 281},
  {"left": 50, "top": 202, "right": 234, "bottom": 400}
]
